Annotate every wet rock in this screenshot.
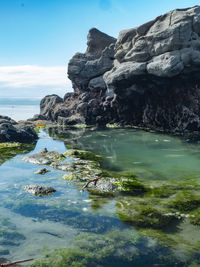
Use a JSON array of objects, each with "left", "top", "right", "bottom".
[
  {"left": 23, "top": 150, "right": 65, "bottom": 165},
  {"left": 51, "top": 162, "right": 73, "bottom": 171},
  {"left": 0, "top": 116, "right": 38, "bottom": 143},
  {"left": 24, "top": 185, "right": 56, "bottom": 196},
  {"left": 88, "top": 178, "right": 117, "bottom": 193},
  {"left": 35, "top": 168, "right": 51, "bottom": 175}
]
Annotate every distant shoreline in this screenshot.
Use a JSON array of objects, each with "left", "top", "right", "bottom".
[{"left": 0, "top": 98, "right": 40, "bottom": 105}]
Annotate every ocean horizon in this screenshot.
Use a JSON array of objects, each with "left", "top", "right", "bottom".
[{"left": 0, "top": 98, "right": 40, "bottom": 121}]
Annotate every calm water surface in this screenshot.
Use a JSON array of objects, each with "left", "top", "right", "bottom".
[
  {"left": 1, "top": 128, "right": 200, "bottom": 266},
  {"left": 0, "top": 99, "right": 40, "bottom": 121}
]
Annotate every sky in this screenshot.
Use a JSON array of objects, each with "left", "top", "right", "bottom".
[{"left": 0, "top": 0, "right": 199, "bottom": 99}]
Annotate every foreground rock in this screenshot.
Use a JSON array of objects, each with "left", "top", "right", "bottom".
[
  {"left": 39, "top": 6, "right": 200, "bottom": 135},
  {"left": 23, "top": 148, "right": 65, "bottom": 165},
  {"left": 0, "top": 115, "right": 38, "bottom": 143},
  {"left": 24, "top": 185, "right": 56, "bottom": 196}
]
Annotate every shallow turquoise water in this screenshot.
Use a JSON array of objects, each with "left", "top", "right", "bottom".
[{"left": 1, "top": 128, "right": 200, "bottom": 266}]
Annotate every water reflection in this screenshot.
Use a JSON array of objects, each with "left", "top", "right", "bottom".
[{"left": 0, "top": 128, "right": 200, "bottom": 265}]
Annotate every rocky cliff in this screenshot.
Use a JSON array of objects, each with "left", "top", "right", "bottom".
[{"left": 40, "top": 6, "right": 200, "bottom": 134}]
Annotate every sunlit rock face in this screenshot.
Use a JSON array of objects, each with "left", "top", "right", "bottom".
[
  {"left": 68, "top": 28, "right": 116, "bottom": 91},
  {"left": 41, "top": 6, "right": 200, "bottom": 133}
]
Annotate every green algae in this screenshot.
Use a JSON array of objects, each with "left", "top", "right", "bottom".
[
  {"left": 139, "top": 229, "right": 178, "bottom": 248},
  {"left": 113, "top": 176, "right": 146, "bottom": 194},
  {"left": 189, "top": 208, "right": 200, "bottom": 225},
  {"left": 34, "top": 124, "right": 46, "bottom": 133},
  {"left": 146, "top": 186, "right": 175, "bottom": 198},
  {"left": 0, "top": 142, "right": 35, "bottom": 165},
  {"left": 117, "top": 202, "right": 175, "bottom": 229},
  {"left": 64, "top": 149, "right": 103, "bottom": 162},
  {"left": 167, "top": 191, "right": 200, "bottom": 212},
  {"left": 189, "top": 262, "right": 200, "bottom": 267},
  {"left": 0, "top": 216, "right": 25, "bottom": 250},
  {"left": 31, "top": 229, "right": 140, "bottom": 267}
]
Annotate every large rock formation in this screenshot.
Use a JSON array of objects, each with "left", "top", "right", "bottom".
[{"left": 40, "top": 6, "right": 200, "bottom": 134}]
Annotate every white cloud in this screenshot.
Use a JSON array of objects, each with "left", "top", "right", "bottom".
[{"left": 0, "top": 65, "right": 73, "bottom": 98}]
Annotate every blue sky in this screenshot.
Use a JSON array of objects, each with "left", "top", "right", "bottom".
[{"left": 0, "top": 0, "right": 199, "bottom": 98}]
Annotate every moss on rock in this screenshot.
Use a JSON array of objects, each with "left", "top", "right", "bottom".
[
  {"left": 64, "top": 149, "right": 103, "bottom": 162},
  {"left": 117, "top": 202, "right": 175, "bottom": 229},
  {"left": 0, "top": 142, "right": 35, "bottom": 165},
  {"left": 167, "top": 191, "right": 200, "bottom": 212}
]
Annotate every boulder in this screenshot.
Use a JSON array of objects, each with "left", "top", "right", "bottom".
[
  {"left": 40, "top": 94, "right": 63, "bottom": 121},
  {"left": 0, "top": 116, "right": 38, "bottom": 143}
]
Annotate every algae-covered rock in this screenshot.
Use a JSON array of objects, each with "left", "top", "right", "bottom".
[
  {"left": 0, "top": 142, "right": 36, "bottom": 165},
  {"left": 167, "top": 191, "right": 200, "bottom": 212},
  {"left": 117, "top": 202, "right": 175, "bottom": 229},
  {"left": 114, "top": 176, "right": 147, "bottom": 194},
  {"left": 64, "top": 149, "right": 103, "bottom": 162}
]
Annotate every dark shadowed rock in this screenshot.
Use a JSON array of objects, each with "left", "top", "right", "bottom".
[
  {"left": 0, "top": 116, "right": 38, "bottom": 143},
  {"left": 35, "top": 168, "right": 51, "bottom": 175},
  {"left": 40, "top": 94, "right": 63, "bottom": 121}
]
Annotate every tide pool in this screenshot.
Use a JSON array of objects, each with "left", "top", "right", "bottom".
[{"left": 0, "top": 128, "right": 200, "bottom": 266}]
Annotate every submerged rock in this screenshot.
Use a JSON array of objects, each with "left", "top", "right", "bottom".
[
  {"left": 24, "top": 185, "right": 56, "bottom": 196},
  {"left": 35, "top": 168, "right": 51, "bottom": 175}
]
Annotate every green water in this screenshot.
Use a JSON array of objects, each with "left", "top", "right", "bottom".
[
  {"left": 51, "top": 127, "right": 200, "bottom": 181},
  {"left": 1, "top": 128, "right": 200, "bottom": 266}
]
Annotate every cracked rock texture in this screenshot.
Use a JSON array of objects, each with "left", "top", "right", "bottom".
[{"left": 40, "top": 6, "right": 200, "bottom": 134}]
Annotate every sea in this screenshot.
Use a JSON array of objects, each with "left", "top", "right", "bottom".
[{"left": 0, "top": 98, "right": 40, "bottom": 121}]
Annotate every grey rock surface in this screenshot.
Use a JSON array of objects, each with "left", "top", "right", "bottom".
[
  {"left": 104, "top": 6, "right": 200, "bottom": 88},
  {"left": 24, "top": 185, "right": 56, "bottom": 196},
  {"left": 68, "top": 28, "right": 116, "bottom": 90},
  {"left": 0, "top": 116, "right": 38, "bottom": 143},
  {"left": 40, "top": 94, "right": 63, "bottom": 121},
  {"left": 23, "top": 149, "right": 65, "bottom": 165},
  {"left": 39, "top": 6, "right": 200, "bottom": 134}
]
